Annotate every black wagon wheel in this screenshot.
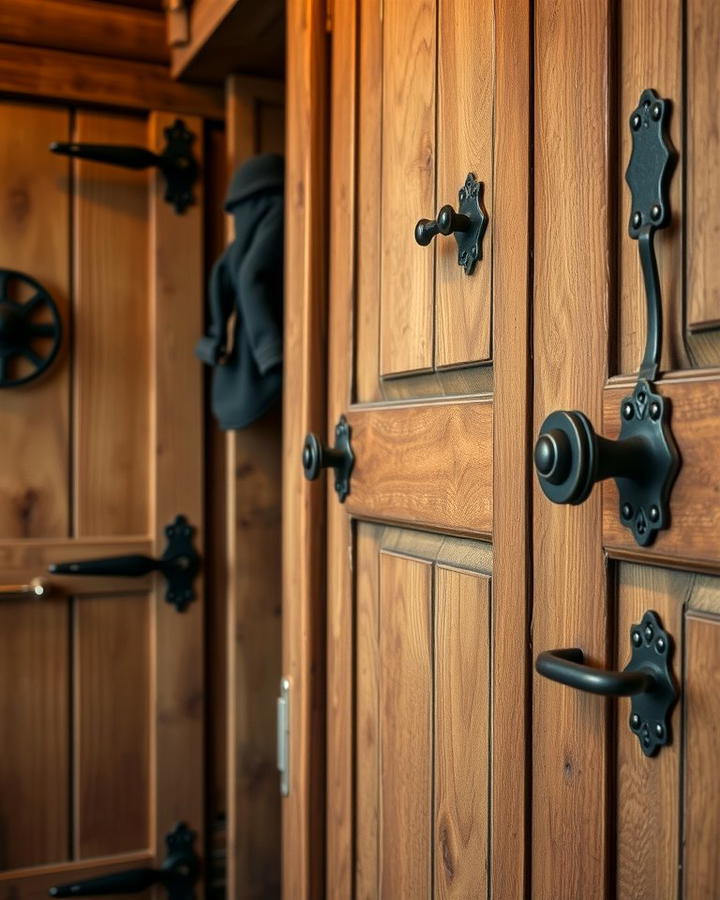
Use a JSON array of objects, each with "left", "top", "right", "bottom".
[{"left": 0, "top": 269, "right": 63, "bottom": 388}]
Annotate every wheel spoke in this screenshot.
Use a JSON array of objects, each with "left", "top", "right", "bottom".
[
  {"left": 23, "top": 348, "right": 45, "bottom": 368},
  {"left": 23, "top": 292, "right": 46, "bottom": 314}
]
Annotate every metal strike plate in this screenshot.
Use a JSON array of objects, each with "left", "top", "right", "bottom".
[
  {"left": 277, "top": 677, "right": 290, "bottom": 797},
  {"left": 615, "top": 379, "right": 680, "bottom": 546},
  {"left": 455, "top": 173, "right": 488, "bottom": 275},
  {"left": 626, "top": 610, "right": 677, "bottom": 756}
]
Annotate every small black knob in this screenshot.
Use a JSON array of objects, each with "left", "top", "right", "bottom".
[
  {"left": 302, "top": 432, "right": 344, "bottom": 482},
  {"left": 533, "top": 410, "right": 602, "bottom": 505},
  {"left": 414, "top": 204, "right": 470, "bottom": 247}
]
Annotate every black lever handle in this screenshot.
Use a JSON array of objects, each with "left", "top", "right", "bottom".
[
  {"left": 50, "top": 823, "right": 197, "bottom": 900},
  {"left": 50, "top": 119, "right": 198, "bottom": 214},
  {"left": 535, "top": 648, "right": 655, "bottom": 696},
  {"left": 48, "top": 516, "right": 199, "bottom": 611},
  {"left": 535, "top": 610, "right": 677, "bottom": 756}
]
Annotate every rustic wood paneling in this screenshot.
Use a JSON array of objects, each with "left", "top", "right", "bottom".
[
  {"left": 346, "top": 400, "right": 493, "bottom": 538},
  {"left": 73, "top": 111, "right": 150, "bottom": 538},
  {"left": 0, "top": 101, "right": 70, "bottom": 540},
  {"left": 435, "top": 0, "right": 493, "bottom": 369},
  {"left": 379, "top": 0, "right": 436, "bottom": 377},
  {"left": 379, "top": 551, "right": 432, "bottom": 898}
]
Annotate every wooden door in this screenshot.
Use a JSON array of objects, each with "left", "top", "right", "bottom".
[
  {"left": 533, "top": 1, "right": 720, "bottom": 897},
  {"left": 311, "top": 0, "right": 531, "bottom": 896},
  {"left": 0, "top": 99, "right": 204, "bottom": 897}
]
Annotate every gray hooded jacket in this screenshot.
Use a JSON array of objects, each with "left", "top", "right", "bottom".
[{"left": 196, "top": 153, "right": 284, "bottom": 429}]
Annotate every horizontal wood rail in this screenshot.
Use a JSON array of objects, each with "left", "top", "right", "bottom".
[{"left": 345, "top": 399, "right": 493, "bottom": 538}]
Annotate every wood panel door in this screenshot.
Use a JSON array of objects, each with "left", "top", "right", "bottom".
[
  {"left": 0, "top": 99, "right": 204, "bottom": 898},
  {"left": 533, "top": 1, "right": 720, "bottom": 897},
  {"left": 312, "top": 0, "right": 530, "bottom": 896}
]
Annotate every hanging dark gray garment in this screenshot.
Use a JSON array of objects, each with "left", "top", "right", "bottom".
[{"left": 196, "top": 153, "right": 284, "bottom": 429}]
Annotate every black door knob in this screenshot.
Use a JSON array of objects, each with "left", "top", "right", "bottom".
[
  {"left": 533, "top": 379, "right": 679, "bottom": 547},
  {"left": 302, "top": 415, "right": 354, "bottom": 502},
  {"left": 414, "top": 204, "right": 470, "bottom": 246},
  {"left": 413, "top": 173, "right": 488, "bottom": 275}
]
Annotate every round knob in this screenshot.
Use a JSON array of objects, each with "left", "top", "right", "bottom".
[
  {"left": 534, "top": 410, "right": 597, "bottom": 505},
  {"left": 436, "top": 204, "right": 470, "bottom": 235},
  {"left": 302, "top": 433, "right": 323, "bottom": 481}
]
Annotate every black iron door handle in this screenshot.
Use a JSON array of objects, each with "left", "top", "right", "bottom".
[
  {"left": 535, "top": 648, "right": 655, "bottom": 696},
  {"left": 534, "top": 89, "right": 680, "bottom": 546},
  {"left": 536, "top": 610, "right": 677, "bottom": 756},
  {"left": 48, "top": 516, "right": 199, "bottom": 611},
  {"left": 50, "top": 119, "right": 198, "bottom": 213},
  {"left": 50, "top": 823, "right": 197, "bottom": 899},
  {"left": 414, "top": 173, "right": 488, "bottom": 274}
]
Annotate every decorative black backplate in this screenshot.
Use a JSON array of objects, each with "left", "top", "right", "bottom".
[
  {"left": 454, "top": 173, "right": 489, "bottom": 275},
  {"left": 161, "top": 119, "right": 199, "bottom": 214},
  {"left": 0, "top": 269, "right": 62, "bottom": 388},
  {"left": 331, "top": 415, "right": 354, "bottom": 502},
  {"left": 626, "top": 610, "right": 677, "bottom": 756},
  {"left": 162, "top": 822, "right": 199, "bottom": 900},
  {"left": 615, "top": 379, "right": 680, "bottom": 545},
  {"left": 161, "top": 515, "right": 201, "bottom": 611}
]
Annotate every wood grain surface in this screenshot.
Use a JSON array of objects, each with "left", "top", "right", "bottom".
[
  {"left": 379, "top": 0, "right": 436, "bottom": 377},
  {"left": 533, "top": 1, "right": 613, "bottom": 896},
  {"left": 346, "top": 400, "right": 493, "bottom": 537},
  {"left": 435, "top": 0, "right": 493, "bottom": 369}
]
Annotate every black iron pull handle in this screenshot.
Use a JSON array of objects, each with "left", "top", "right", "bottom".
[
  {"left": 50, "top": 823, "right": 197, "bottom": 900},
  {"left": 536, "top": 648, "right": 655, "bottom": 696},
  {"left": 50, "top": 119, "right": 198, "bottom": 214},
  {"left": 302, "top": 414, "right": 354, "bottom": 503},
  {"left": 534, "top": 89, "right": 680, "bottom": 547},
  {"left": 536, "top": 611, "right": 677, "bottom": 756},
  {"left": 48, "top": 515, "right": 199, "bottom": 611},
  {"left": 413, "top": 173, "right": 488, "bottom": 274}
]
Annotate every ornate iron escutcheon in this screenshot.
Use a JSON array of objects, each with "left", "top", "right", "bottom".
[
  {"left": 414, "top": 172, "right": 489, "bottom": 274},
  {"left": 536, "top": 610, "right": 677, "bottom": 757},
  {"left": 302, "top": 414, "right": 354, "bottom": 502},
  {"left": 534, "top": 89, "right": 680, "bottom": 546},
  {"left": 49, "top": 822, "right": 199, "bottom": 899},
  {"left": 49, "top": 514, "right": 200, "bottom": 611},
  {"left": 0, "top": 269, "right": 62, "bottom": 388},
  {"left": 50, "top": 118, "right": 199, "bottom": 213}
]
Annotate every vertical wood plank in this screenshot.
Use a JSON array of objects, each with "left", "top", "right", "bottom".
[
  {"left": 618, "top": 0, "right": 683, "bottom": 375},
  {"left": 615, "top": 564, "right": 685, "bottom": 900},
  {"left": 355, "top": 525, "right": 380, "bottom": 899},
  {"left": 74, "top": 594, "right": 150, "bottom": 858},
  {"left": 149, "top": 111, "right": 204, "bottom": 859},
  {"left": 355, "top": 0, "right": 383, "bottom": 402},
  {"left": 683, "top": 612, "right": 720, "bottom": 899},
  {"left": 533, "top": 2, "right": 612, "bottom": 896},
  {"left": 434, "top": 566, "right": 489, "bottom": 899},
  {"left": 74, "top": 110, "right": 150, "bottom": 538},
  {"left": 0, "top": 598, "right": 69, "bottom": 869},
  {"left": 326, "top": 2, "right": 356, "bottom": 895},
  {"left": 379, "top": 0, "right": 436, "bottom": 377},
  {"left": 435, "top": 0, "right": 493, "bottom": 368},
  {"left": 379, "top": 552, "right": 432, "bottom": 899},
  {"left": 223, "top": 75, "right": 284, "bottom": 900},
  {"left": 0, "top": 100, "right": 70, "bottom": 539},
  {"left": 282, "top": 1, "right": 328, "bottom": 895},
  {"left": 686, "top": 0, "right": 720, "bottom": 332},
  {"left": 491, "top": 0, "right": 531, "bottom": 894}
]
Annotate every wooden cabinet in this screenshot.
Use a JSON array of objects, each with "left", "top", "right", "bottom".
[{"left": 285, "top": 0, "right": 720, "bottom": 897}]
